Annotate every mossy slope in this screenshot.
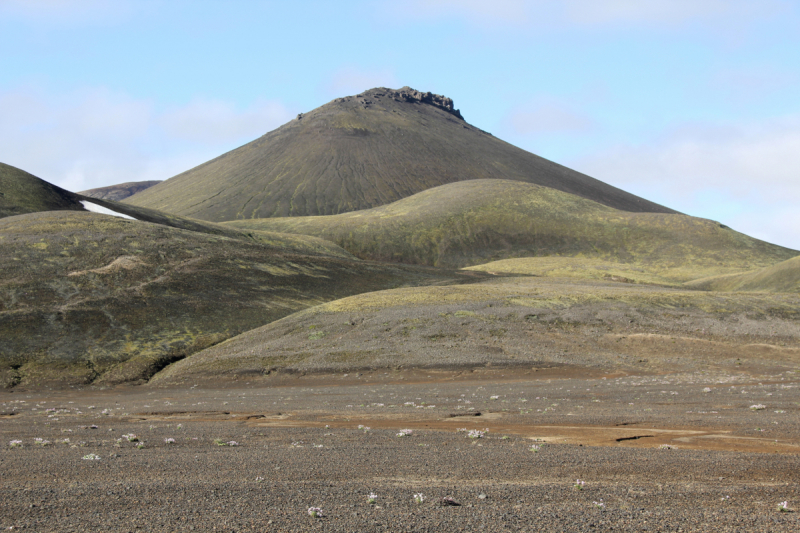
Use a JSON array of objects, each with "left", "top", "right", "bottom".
[
  {"left": 225, "top": 179, "right": 797, "bottom": 280},
  {"left": 0, "top": 211, "right": 482, "bottom": 387},
  {"left": 125, "top": 86, "right": 674, "bottom": 221},
  {"left": 686, "top": 255, "right": 800, "bottom": 293},
  {"left": 0, "top": 162, "right": 85, "bottom": 218},
  {"left": 155, "top": 275, "right": 800, "bottom": 381}
]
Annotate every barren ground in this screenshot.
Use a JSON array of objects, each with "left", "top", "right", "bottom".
[{"left": 2, "top": 364, "right": 799, "bottom": 532}]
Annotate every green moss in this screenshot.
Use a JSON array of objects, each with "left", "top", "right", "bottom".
[{"left": 687, "top": 255, "right": 800, "bottom": 293}]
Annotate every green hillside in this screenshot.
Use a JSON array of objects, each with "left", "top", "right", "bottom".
[
  {"left": 687, "top": 255, "right": 800, "bottom": 292},
  {"left": 154, "top": 275, "right": 800, "bottom": 382},
  {"left": 225, "top": 179, "right": 796, "bottom": 281}
]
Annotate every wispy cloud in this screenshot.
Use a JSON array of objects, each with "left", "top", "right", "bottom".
[
  {"left": 396, "top": 0, "right": 788, "bottom": 32},
  {"left": 322, "top": 66, "right": 399, "bottom": 97},
  {"left": 574, "top": 116, "right": 800, "bottom": 248},
  {"left": 708, "top": 66, "right": 798, "bottom": 105},
  {"left": 561, "top": 0, "right": 779, "bottom": 27},
  {"left": 578, "top": 118, "right": 800, "bottom": 199},
  {"left": 506, "top": 100, "right": 595, "bottom": 136},
  {"left": 0, "top": 0, "right": 134, "bottom": 26},
  {"left": 160, "top": 98, "right": 292, "bottom": 145},
  {"left": 399, "top": 0, "right": 530, "bottom": 27},
  {"left": 0, "top": 86, "right": 292, "bottom": 192}
]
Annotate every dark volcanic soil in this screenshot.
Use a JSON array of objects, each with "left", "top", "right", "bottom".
[{"left": 2, "top": 367, "right": 799, "bottom": 532}]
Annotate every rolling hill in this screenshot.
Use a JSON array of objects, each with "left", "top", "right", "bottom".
[
  {"left": 125, "top": 86, "right": 676, "bottom": 221},
  {"left": 224, "top": 179, "right": 797, "bottom": 280},
  {"left": 686, "top": 255, "right": 800, "bottom": 293}
]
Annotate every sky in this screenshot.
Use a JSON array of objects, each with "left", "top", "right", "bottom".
[{"left": 1, "top": 0, "right": 799, "bottom": 249}]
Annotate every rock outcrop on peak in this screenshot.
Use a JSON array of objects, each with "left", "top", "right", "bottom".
[{"left": 376, "top": 86, "right": 463, "bottom": 119}]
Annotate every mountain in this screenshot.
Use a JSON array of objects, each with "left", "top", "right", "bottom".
[
  {"left": 686, "top": 255, "right": 800, "bottom": 293},
  {"left": 0, "top": 210, "right": 485, "bottom": 388},
  {"left": 0, "top": 162, "right": 86, "bottom": 218},
  {"left": 223, "top": 179, "right": 797, "bottom": 280},
  {"left": 125, "top": 86, "right": 676, "bottom": 221},
  {"left": 80, "top": 180, "right": 161, "bottom": 201}
]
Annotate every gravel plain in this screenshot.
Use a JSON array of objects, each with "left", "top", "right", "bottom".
[{"left": 2, "top": 366, "right": 800, "bottom": 532}]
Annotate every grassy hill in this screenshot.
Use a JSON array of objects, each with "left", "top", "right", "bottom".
[
  {"left": 125, "top": 86, "right": 675, "bottom": 221},
  {"left": 80, "top": 180, "right": 161, "bottom": 201},
  {"left": 686, "top": 255, "right": 800, "bottom": 293},
  {"left": 0, "top": 162, "right": 85, "bottom": 218},
  {"left": 0, "top": 210, "right": 484, "bottom": 388},
  {"left": 464, "top": 257, "right": 680, "bottom": 285},
  {"left": 224, "top": 179, "right": 797, "bottom": 281}
]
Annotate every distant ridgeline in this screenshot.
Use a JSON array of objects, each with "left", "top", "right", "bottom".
[{"left": 80, "top": 180, "right": 162, "bottom": 202}]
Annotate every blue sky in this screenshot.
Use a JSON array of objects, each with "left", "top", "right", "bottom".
[{"left": 1, "top": 0, "right": 799, "bottom": 249}]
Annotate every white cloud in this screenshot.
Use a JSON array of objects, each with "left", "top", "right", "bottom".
[
  {"left": 708, "top": 66, "right": 798, "bottom": 104},
  {"left": 0, "top": 0, "right": 134, "bottom": 26},
  {"left": 730, "top": 207, "right": 800, "bottom": 251},
  {"left": 394, "top": 0, "right": 788, "bottom": 32},
  {"left": 160, "top": 98, "right": 292, "bottom": 145},
  {"left": 578, "top": 118, "right": 800, "bottom": 200},
  {"left": 0, "top": 86, "right": 293, "bottom": 192},
  {"left": 323, "top": 66, "right": 399, "bottom": 97},
  {"left": 573, "top": 116, "right": 800, "bottom": 249},
  {"left": 506, "top": 101, "right": 595, "bottom": 135},
  {"left": 561, "top": 0, "right": 774, "bottom": 27},
  {"left": 401, "top": 0, "right": 530, "bottom": 26}
]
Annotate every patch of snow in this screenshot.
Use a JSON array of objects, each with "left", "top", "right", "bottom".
[{"left": 80, "top": 201, "right": 136, "bottom": 220}]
